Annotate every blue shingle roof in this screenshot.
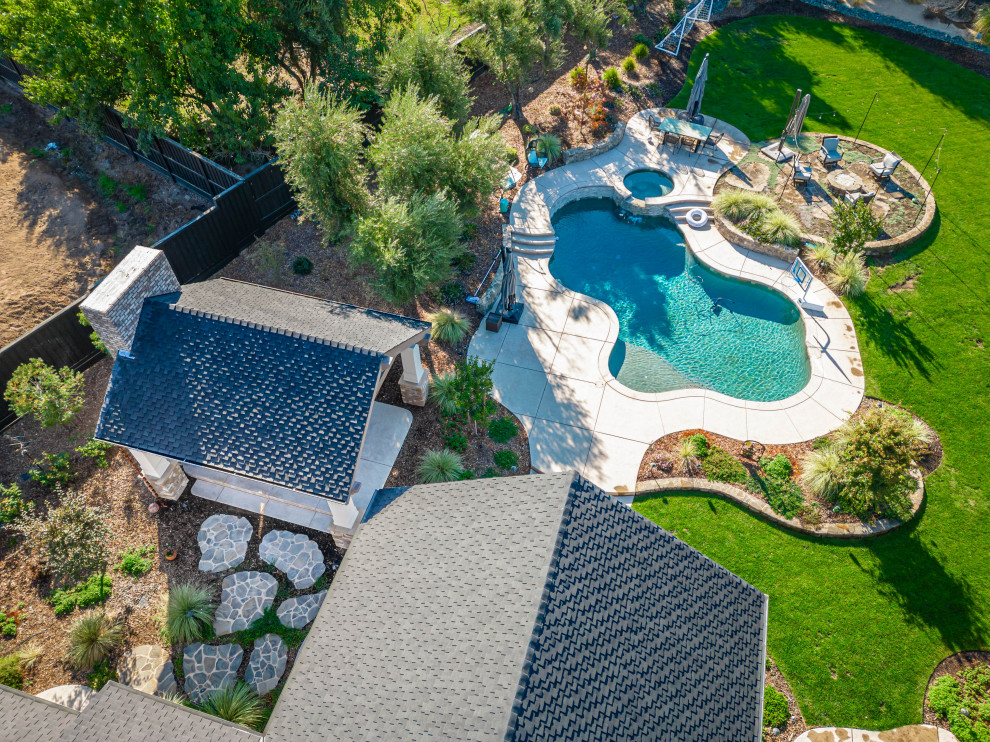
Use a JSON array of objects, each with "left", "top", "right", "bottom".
[
  {"left": 505, "top": 475, "right": 768, "bottom": 742},
  {"left": 95, "top": 296, "right": 384, "bottom": 502}
]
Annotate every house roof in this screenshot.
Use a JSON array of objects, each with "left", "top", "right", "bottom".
[
  {"left": 0, "top": 683, "right": 79, "bottom": 742},
  {"left": 95, "top": 294, "right": 385, "bottom": 502},
  {"left": 173, "top": 279, "right": 430, "bottom": 356},
  {"left": 265, "top": 472, "right": 768, "bottom": 742}
]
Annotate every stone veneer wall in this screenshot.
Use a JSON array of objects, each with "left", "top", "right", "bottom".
[
  {"left": 714, "top": 215, "right": 800, "bottom": 261},
  {"left": 80, "top": 247, "right": 180, "bottom": 358},
  {"left": 561, "top": 122, "right": 627, "bottom": 165}
]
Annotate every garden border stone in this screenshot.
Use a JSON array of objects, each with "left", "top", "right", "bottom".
[{"left": 635, "top": 472, "right": 924, "bottom": 538}]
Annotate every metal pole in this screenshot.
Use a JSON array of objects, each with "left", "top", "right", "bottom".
[
  {"left": 851, "top": 91, "right": 878, "bottom": 147},
  {"left": 917, "top": 131, "right": 945, "bottom": 185},
  {"left": 913, "top": 167, "right": 941, "bottom": 227}
]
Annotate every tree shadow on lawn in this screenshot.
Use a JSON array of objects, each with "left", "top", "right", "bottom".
[{"left": 848, "top": 292, "right": 940, "bottom": 381}]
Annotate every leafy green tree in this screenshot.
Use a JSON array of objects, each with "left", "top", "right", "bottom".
[
  {"left": 829, "top": 198, "right": 883, "bottom": 253},
  {"left": 369, "top": 87, "right": 505, "bottom": 210},
  {"left": 273, "top": 85, "right": 370, "bottom": 237},
  {"left": 352, "top": 191, "right": 464, "bottom": 304},
  {"left": 4, "top": 359, "right": 85, "bottom": 429},
  {"left": 454, "top": 0, "right": 543, "bottom": 118},
  {"left": 378, "top": 23, "right": 473, "bottom": 124},
  {"left": 451, "top": 357, "right": 495, "bottom": 435},
  {"left": 573, "top": 0, "right": 629, "bottom": 62}
]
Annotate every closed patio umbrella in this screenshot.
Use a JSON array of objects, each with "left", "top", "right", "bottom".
[
  {"left": 788, "top": 93, "right": 811, "bottom": 147},
  {"left": 686, "top": 53, "right": 710, "bottom": 119}
]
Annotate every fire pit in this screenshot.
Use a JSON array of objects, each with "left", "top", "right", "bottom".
[{"left": 826, "top": 168, "right": 864, "bottom": 197}]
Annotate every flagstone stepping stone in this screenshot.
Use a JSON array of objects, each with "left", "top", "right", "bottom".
[
  {"left": 244, "top": 634, "right": 287, "bottom": 696},
  {"left": 276, "top": 590, "right": 327, "bottom": 629},
  {"left": 117, "top": 644, "right": 177, "bottom": 697},
  {"left": 213, "top": 571, "right": 278, "bottom": 635},
  {"left": 182, "top": 643, "right": 243, "bottom": 704},
  {"left": 259, "top": 530, "right": 326, "bottom": 589},
  {"left": 197, "top": 514, "right": 253, "bottom": 573},
  {"left": 37, "top": 685, "right": 96, "bottom": 711}
]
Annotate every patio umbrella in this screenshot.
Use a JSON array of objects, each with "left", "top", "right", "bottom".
[
  {"left": 787, "top": 93, "right": 811, "bottom": 146},
  {"left": 686, "top": 53, "right": 710, "bottom": 119},
  {"left": 500, "top": 246, "right": 518, "bottom": 313}
]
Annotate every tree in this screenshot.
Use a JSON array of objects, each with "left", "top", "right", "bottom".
[
  {"left": 451, "top": 357, "right": 495, "bottom": 435},
  {"left": 573, "top": 0, "right": 629, "bottom": 62},
  {"left": 14, "top": 487, "right": 110, "bottom": 586},
  {"left": 454, "top": 0, "right": 543, "bottom": 118},
  {"left": 368, "top": 87, "right": 505, "bottom": 211},
  {"left": 352, "top": 191, "right": 464, "bottom": 304},
  {"left": 273, "top": 85, "right": 370, "bottom": 237},
  {"left": 829, "top": 198, "right": 883, "bottom": 253},
  {"left": 4, "top": 359, "right": 85, "bottom": 429},
  {"left": 378, "top": 23, "right": 473, "bottom": 125}
]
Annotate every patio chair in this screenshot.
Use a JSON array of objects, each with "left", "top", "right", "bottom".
[
  {"left": 793, "top": 158, "right": 812, "bottom": 185},
  {"left": 703, "top": 131, "right": 724, "bottom": 153},
  {"left": 869, "top": 151, "right": 902, "bottom": 180},
  {"left": 819, "top": 136, "right": 842, "bottom": 166},
  {"left": 648, "top": 113, "right": 662, "bottom": 132},
  {"left": 525, "top": 140, "right": 548, "bottom": 170},
  {"left": 844, "top": 190, "right": 876, "bottom": 205}
]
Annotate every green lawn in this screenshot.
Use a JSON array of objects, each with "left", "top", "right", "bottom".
[{"left": 637, "top": 15, "right": 990, "bottom": 730}]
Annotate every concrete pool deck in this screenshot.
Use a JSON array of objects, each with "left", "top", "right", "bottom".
[{"left": 467, "top": 109, "right": 865, "bottom": 493}]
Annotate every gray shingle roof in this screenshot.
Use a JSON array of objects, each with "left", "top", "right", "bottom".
[
  {"left": 95, "top": 296, "right": 382, "bottom": 501},
  {"left": 55, "top": 682, "right": 261, "bottom": 742},
  {"left": 0, "top": 684, "right": 79, "bottom": 742},
  {"left": 505, "top": 475, "right": 768, "bottom": 742},
  {"left": 174, "top": 279, "right": 430, "bottom": 355}
]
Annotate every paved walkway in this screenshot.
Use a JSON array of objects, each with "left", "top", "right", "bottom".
[{"left": 469, "top": 109, "right": 865, "bottom": 493}]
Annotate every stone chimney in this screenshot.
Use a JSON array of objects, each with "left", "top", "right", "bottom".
[{"left": 81, "top": 247, "right": 180, "bottom": 357}]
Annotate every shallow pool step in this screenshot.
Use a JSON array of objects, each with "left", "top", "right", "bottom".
[{"left": 511, "top": 234, "right": 558, "bottom": 247}]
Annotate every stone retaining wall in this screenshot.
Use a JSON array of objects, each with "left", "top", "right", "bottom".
[
  {"left": 562, "top": 122, "right": 626, "bottom": 165},
  {"left": 714, "top": 214, "right": 799, "bottom": 261},
  {"left": 634, "top": 473, "right": 924, "bottom": 538}
]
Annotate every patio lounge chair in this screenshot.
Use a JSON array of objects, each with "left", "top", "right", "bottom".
[
  {"left": 793, "top": 158, "right": 812, "bottom": 184},
  {"left": 819, "top": 137, "right": 842, "bottom": 166},
  {"left": 869, "top": 151, "right": 902, "bottom": 180},
  {"left": 526, "top": 140, "right": 548, "bottom": 169},
  {"left": 844, "top": 190, "right": 876, "bottom": 205}
]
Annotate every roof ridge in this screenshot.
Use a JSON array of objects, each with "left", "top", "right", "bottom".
[{"left": 165, "top": 302, "right": 384, "bottom": 357}]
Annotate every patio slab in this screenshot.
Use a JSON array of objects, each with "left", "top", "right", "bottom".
[
  {"left": 496, "top": 323, "right": 560, "bottom": 372},
  {"left": 536, "top": 374, "right": 605, "bottom": 429},
  {"left": 527, "top": 419, "right": 594, "bottom": 474},
  {"left": 491, "top": 363, "right": 548, "bottom": 418}
]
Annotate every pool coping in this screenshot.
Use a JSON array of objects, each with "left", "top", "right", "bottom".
[{"left": 470, "top": 108, "right": 866, "bottom": 493}]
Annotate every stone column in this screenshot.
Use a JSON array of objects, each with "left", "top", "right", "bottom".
[
  {"left": 398, "top": 344, "right": 429, "bottom": 406},
  {"left": 130, "top": 448, "right": 188, "bottom": 501}
]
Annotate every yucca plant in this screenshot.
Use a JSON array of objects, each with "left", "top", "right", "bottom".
[
  {"left": 676, "top": 438, "right": 700, "bottom": 475},
  {"left": 417, "top": 448, "right": 464, "bottom": 483},
  {"left": 827, "top": 250, "right": 869, "bottom": 296},
  {"left": 799, "top": 446, "right": 843, "bottom": 499},
  {"left": 535, "top": 133, "right": 563, "bottom": 165},
  {"left": 198, "top": 682, "right": 265, "bottom": 729},
  {"left": 806, "top": 241, "right": 836, "bottom": 269},
  {"left": 762, "top": 209, "right": 802, "bottom": 246},
  {"left": 68, "top": 611, "right": 123, "bottom": 671},
  {"left": 429, "top": 372, "right": 460, "bottom": 414},
  {"left": 166, "top": 583, "right": 215, "bottom": 645},
  {"left": 428, "top": 308, "right": 470, "bottom": 344}
]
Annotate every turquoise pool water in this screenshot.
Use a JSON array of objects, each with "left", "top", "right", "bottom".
[
  {"left": 623, "top": 169, "right": 674, "bottom": 199},
  {"left": 548, "top": 199, "right": 811, "bottom": 401}
]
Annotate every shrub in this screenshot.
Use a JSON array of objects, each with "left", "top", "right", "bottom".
[
  {"left": 117, "top": 546, "right": 155, "bottom": 578},
  {"left": 429, "top": 372, "right": 460, "bottom": 414},
  {"left": 522, "top": 124, "right": 536, "bottom": 136},
  {"left": 450, "top": 357, "right": 496, "bottom": 435},
  {"left": 417, "top": 449, "right": 464, "bottom": 483},
  {"left": 535, "top": 133, "right": 563, "bottom": 165},
  {"left": 689, "top": 433, "right": 710, "bottom": 458},
  {"left": 633, "top": 43, "right": 650, "bottom": 60},
  {"left": 428, "top": 308, "right": 470, "bottom": 344},
  {"left": 0, "top": 612, "right": 16, "bottom": 638},
  {"left": 15, "top": 488, "right": 109, "bottom": 585},
  {"left": 378, "top": 23, "right": 473, "bottom": 124},
  {"left": 760, "top": 454, "right": 792, "bottom": 481},
  {"left": 569, "top": 68, "right": 589, "bottom": 90},
  {"left": 549, "top": 105, "right": 562, "bottom": 116},
  {"left": 926, "top": 668, "right": 990, "bottom": 741},
  {"left": 86, "top": 660, "right": 118, "bottom": 690},
  {"left": 799, "top": 446, "right": 843, "bottom": 500},
  {"left": 928, "top": 674, "right": 961, "bottom": 719},
  {"left": 633, "top": 33, "right": 650, "bottom": 46},
  {"left": 458, "top": 469, "right": 475, "bottom": 480},
  {"left": 0, "top": 483, "right": 28, "bottom": 527},
  {"left": 29, "top": 452, "right": 74, "bottom": 489},
  {"left": 602, "top": 68, "right": 621, "bottom": 90},
  {"left": 488, "top": 417, "right": 518, "bottom": 444},
  {"left": 272, "top": 85, "right": 369, "bottom": 237},
  {"left": 198, "top": 682, "right": 265, "bottom": 729},
  {"left": 444, "top": 433, "right": 468, "bottom": 453},
  {"left": 701, "top": 447, "right": 748, "bottom": 484},
  {"left": 829, "top": 198, "right": 883, "bottom": 254},
  {"left": 481, "top": 467, "right": 497, "bottom": 478},
  {"left": 494, "top": 449, "right": 518, "bottom": 470},
  {"left": 807, "top": 241, "right": 836, "bottom": 269},
  {"left": 756, "top": 474, "right": 805, "bottom": 519},
  {"left": 291, "top": 256, "right": 313, "bottom": 276},
  {"left": 352, "top": 191, "right": 463, "bottom": 305},
  {"left": 68, "top": 611, "right": 122, "bottom": 671},
  {"left": 763, "top": 685, "right": 790, "bottom": 730},
  {"left": 77, "top": 312, "right": 108, "bottom": 355},
  {"left": 0, "top": 648, "right": 39, "bottom": 689},
  {"left": 506, "top": 147, "right": 518, "bottom": 163},
  {"left": 676, "top": 438, "right": 700, "bottom": 475},
  {"left": 75, "top": 438, "right": 113, "bottom": 468},
  {"left": 50, "top": 573, "right": 113, "bottom": 616},
  {"left": 4, "top": 358, "right": 85, "bottom": 428},
  {"left": 761, "top": 209, "right": 802, "bottom": 247},
  {"left": 438, "top": 281, "right": 466, "bottom": 306},
  {"left": 827, "top": 251, "right": 869, "bottom": 297},
  {"left": 166, "top": 584, "right": 216, "bottom": 645},
  {"left": 622, "top": 56, "right": 636, "bottom": 74}
]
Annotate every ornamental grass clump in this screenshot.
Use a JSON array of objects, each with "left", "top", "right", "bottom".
[
  {"left": 535, "top": 133, "right": 562, "bottom": 165},
  {"left": 417, "top": 449, "right": 464, "bottom": 483},
  {"left": 429, "top": 372, "right": 459, "bottom": 414},
  {"left": 826, "top": 250, "right": 869, "bottom": 296},
  {"left": 761, "top": 209, "right": 802, "bottom": 247},
  {"left": 68, "top": 611, "right": 123, "bottom": 671},
  {"left": 427, "top": 308, "right": 470, "bottom": 344},
  {"left": 676, "top": 438, "right": 700, "bottom": 475},
  {"left": 166, "top": 583, "right": 215, "bottom": 645},
  {"left": 198, "top": 682, "right": 265, "bottom": 729}
]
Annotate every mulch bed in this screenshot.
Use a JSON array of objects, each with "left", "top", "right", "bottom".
[
  {"left": 924, "top": 651, "right": 990, "bottom": 730},
  {"left": 766, "top": 656, "right": 809, "bottom": 741},
  {"left": 637, "top": 397, "right": 942, "bottom": 527}
]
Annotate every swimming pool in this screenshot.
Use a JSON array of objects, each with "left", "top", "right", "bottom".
[
  {"left": 548, "top": 199, "right": 811, "bottom": 401},
  {"left": 623, "top": 169, "right": 674, "bottom": 199}
]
